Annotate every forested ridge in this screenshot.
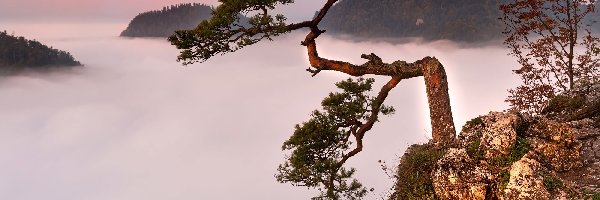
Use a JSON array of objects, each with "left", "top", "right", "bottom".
[
  {"left": 319, "top": 0, "right": 510, "bottom": 42},
  {"left": 121, "top": 3, "right": 213, "bottom": 37},
  {"left": 0, "top": 31, "right": 81, "bottom": 74}
]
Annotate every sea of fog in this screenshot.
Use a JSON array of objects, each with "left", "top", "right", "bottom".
[{"left": 0, "top": 22, "right": 519, "bottom": 199}]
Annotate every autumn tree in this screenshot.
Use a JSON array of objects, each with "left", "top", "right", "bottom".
[
  {"left": 168, "top": 0, "right": 456, "bottom": 198},
  {"left": 501, "top": 0, "right": 600, "bottom": 114}
]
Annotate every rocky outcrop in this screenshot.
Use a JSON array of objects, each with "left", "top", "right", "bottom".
[
  {"left": 430, "top": 111, "right": 589, "bottom": 199},
  {"left": 526, "top": 118, "right": 582, "bottom": 172},
  {"left": 501, "top": 153, "right": 550, "bottom": 199},
  {"left": 572, "top": 119, "right": 600, "bottom": 164},
  {"left": 479, "top": 112, "right": 519, "bottom": 159},
  {"left": 432, "top": 148, "right": 489, "bottom": 200},
  {"left": 393, "top": 83, "right": 600, "bottom": 199},
  {"left": 560, "top": 118, "right": 600, "bottom": 194}
]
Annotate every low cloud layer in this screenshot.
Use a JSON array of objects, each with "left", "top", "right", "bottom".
[{"left": 0, "top": 22, "right": 519, "bottom": 199}]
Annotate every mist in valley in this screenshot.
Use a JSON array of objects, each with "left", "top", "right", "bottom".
[{"left": 0, "top": 21, "right": 519, "bottom": 199}]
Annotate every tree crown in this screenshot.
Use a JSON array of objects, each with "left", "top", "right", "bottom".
[{"left": 168, "top": 0, "right": 293, "bottom": 64}]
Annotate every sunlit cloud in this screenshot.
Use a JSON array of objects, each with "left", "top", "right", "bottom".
[{"left": 0, "top": 22, "right": 519, "bottom": 199}]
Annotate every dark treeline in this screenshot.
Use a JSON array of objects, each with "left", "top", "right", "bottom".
[
  {"left": 121, "top": 3, "right": 213, "bottom": 37},
  {"left": 0, "top": 31, "right": 81, "bottom": 74},
  {"left": 319, "top": 0, "right": 510, "bottom": 42},
  {"left": 321, "top": 0, "right": 600, "bottom": 43}
]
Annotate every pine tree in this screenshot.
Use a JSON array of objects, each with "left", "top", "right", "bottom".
[{"left": 168, "top": 1, "right": 456, "bottom": 198}]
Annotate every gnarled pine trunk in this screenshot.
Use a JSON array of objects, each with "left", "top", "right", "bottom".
[{"left": 422, "top": 58, "right": 456, "bottom": 144}]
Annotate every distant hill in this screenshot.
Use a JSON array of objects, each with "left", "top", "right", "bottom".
[
  {"left": 121, "top": 3, "right": 214, "bottom": 37},
  {"left": 319, "top": 0, "right": 509, "bottom": 42},
  {"left": 0, "top": 31, "right": 81, "bottom": 74}
]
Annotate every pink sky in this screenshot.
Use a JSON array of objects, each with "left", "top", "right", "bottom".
[
  {"left": 0, "top": 0, "right": 217, "bottom": 21},
  {"left": 0, "top": 0, "right": 320, "bottom": 22}
]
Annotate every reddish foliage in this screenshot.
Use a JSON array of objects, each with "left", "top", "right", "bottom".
[{"left": 501, "top": 0, "right": 600, "bottom": 114}]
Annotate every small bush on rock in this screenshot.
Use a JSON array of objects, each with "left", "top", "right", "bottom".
[{"left": 391, "top": 143, "right": 445, "bottom": 200}]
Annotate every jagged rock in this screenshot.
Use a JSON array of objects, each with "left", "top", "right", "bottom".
[
  {"left": 559, "top": 162, "right": 600, "bottom": 196},
  {"left": 432, "top": 148, "right": 491, "bottom": 200},
  {"left": 561, "top": 118, "right": 600, "bottom": 194},
  {"left": 394, "top": 110, "right": 596, "bottom": 199},
  {"left": 573, "top": 81, "right": 600, "bottom": 104},
  {"left": 526, "top": 118, "right": 582, "bottom": 172},
  {"left": 500, "top": 153, "right": 550, "bottom": 200},
  {"left": 480, "top": 112, "right": 520, "bottom": 159},
  {"left": 457, "top": 117, "right": 485, "bottom": 148},
  {"left": 571, "top": 119, "right": 600, "bottom": 164},
  {"left": 440, "top": 112, "right": 582, "bottom": 199}
]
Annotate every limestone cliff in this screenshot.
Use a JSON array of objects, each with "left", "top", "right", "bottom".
[{"left": 391, "top": 84, "right": 600, "bottom": 199}]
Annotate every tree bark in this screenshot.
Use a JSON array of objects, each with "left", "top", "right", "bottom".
[
  {"left": 422, "top": 58, "right": 456, "bottom": 144},
  {"left": 305, "top": 38, "right": 456, "bottom": 144}
]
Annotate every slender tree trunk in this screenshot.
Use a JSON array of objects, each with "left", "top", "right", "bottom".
[
  {"left": 567, "top": 0, "right": 575, "bottom": 90},
  {"left": 569, "top": 51, "right": 575, "bottom": 90},
  {"left": 422, "top": 58, "right": 456, "bottom": 144}
]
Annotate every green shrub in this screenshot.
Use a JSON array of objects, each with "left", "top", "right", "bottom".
[
  {"left": 390, "top": 143, "right": 444, "bottom": 200},
  {"left": 490, "top": 137, "right": 531, "bottom": 167},
  {"left": 592, "top": 192, "right": 600, "bottom": 200},
  {"left": 466, "top": 139, "right": 484, "bottom": 161},
  {"left": 498, "top": 169, "right": 510, "bottom": 191},
  {"left": 542, "top": 95, "right": 586, "bottom": 115},
  {"left": 510, "top": 137, "right": 531, "bottom": 162},
  {"left": 540, "top": 170, "right": 563, "bottom": 192},
  {"left": 570, "top": 100, "right": 600, "bottom": 122},
  {"left": 461, "top": 116, "right": 483, "bottom": 132},
  {"left": 490, "top": 155, "right": 509, "bottom": 167}
]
